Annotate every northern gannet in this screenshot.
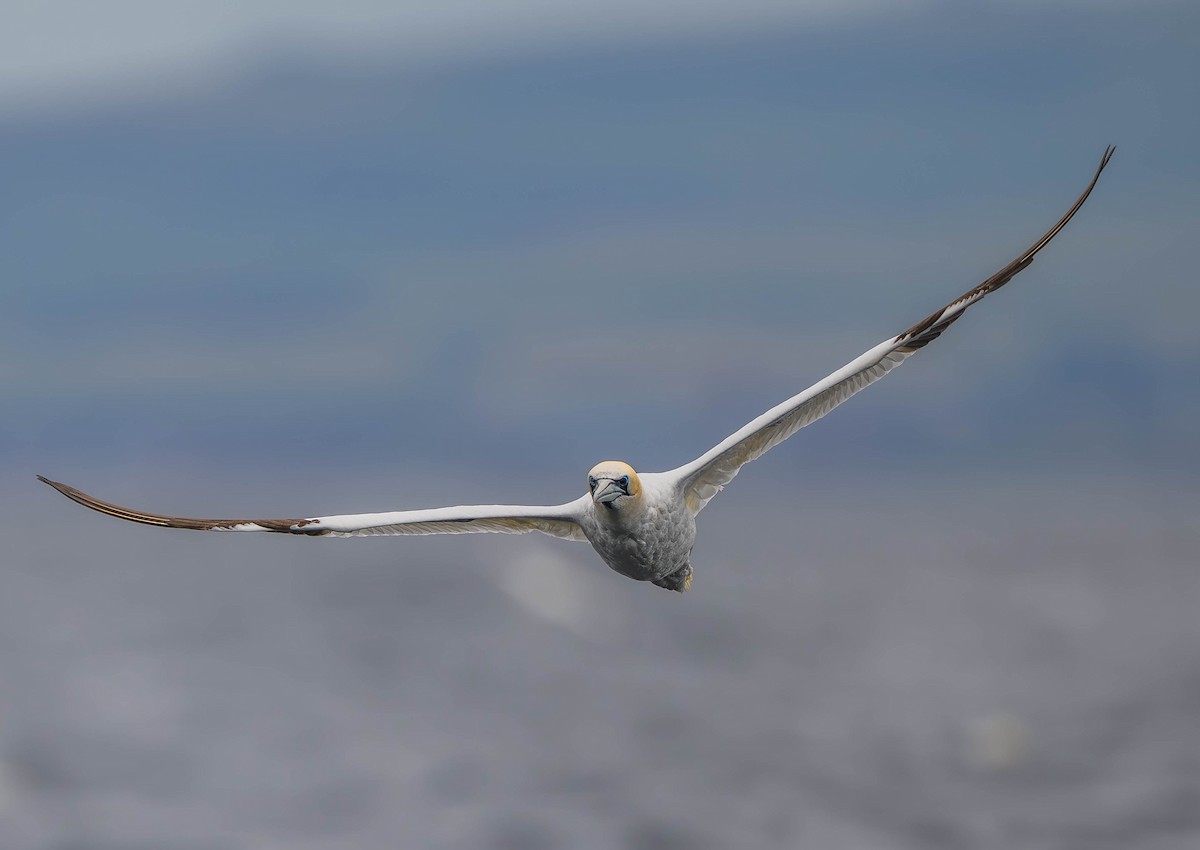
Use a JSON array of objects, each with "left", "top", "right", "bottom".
[{"left": 40, "top": 148, "right": 1114, "bottom": 592}]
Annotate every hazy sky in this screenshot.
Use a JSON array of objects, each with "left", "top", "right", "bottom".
[
  {"left": 5, "top": 0, "right": 916, "bottom": 106},
  {"left": 4, "top": 0, "right": 1197, "bottom": 482},
  {"left": 2, "top": 1, "right": 1165, "bottom": 107}
]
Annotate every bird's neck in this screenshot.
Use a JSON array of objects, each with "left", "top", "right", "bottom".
[{"left": 594, "top": 496, "right": 647, "bottom": 527}]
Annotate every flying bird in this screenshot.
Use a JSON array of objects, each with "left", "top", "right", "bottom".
[{"left": 40, "top": 148, "right": 1114, "bottom": 592}]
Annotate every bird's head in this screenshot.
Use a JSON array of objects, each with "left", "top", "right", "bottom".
[{"left": 587, "top": 461, "right": 642, "bottom": 509}]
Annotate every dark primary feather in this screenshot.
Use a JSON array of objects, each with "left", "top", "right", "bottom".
[
  {"left": 36, "top": 476, "right": 328, "bottom": 534},
  {"left": 896, "top": 145, "right": 1114, "bottom": 352}
]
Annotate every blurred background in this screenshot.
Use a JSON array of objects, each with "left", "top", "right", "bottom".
[{"left": 3, "top": 1, "right": 1199, "bottom": 847}]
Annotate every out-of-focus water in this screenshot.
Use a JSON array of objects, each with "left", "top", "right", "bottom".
[{"left": 3, "top": 466, "right": 1197, "bottom": 848}]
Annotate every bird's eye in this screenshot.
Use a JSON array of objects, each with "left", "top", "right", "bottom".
[
  {"left": 588, "top": 477, "right": 597, "bottom": 490},
  {"left": 619, "top": 476, "right": 630, "bottom": 489}
]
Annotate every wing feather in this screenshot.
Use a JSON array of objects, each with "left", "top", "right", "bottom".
[
  {"left": 37, "top": 476, "right": 589, "bottom": 542},
  {"left": 668, "top": 147, "right": 1114, "bottom": 514}
]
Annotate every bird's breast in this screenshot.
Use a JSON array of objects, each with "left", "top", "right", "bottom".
[{"left": 582, "top": 490, "right": 695, "bottom": 582}]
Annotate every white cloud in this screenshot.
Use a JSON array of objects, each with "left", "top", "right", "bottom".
[{"left": 2, "top": 0, "right": 917, "bottom": 108}]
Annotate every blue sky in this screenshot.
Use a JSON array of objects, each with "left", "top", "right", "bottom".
[{"left": 3, "top": 0, "right": 1197, "bottom": 485}]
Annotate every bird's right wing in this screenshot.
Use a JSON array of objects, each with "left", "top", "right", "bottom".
[
  {"left": 666, "top": 146, "right": 1114, "bottom": 514},
  {"left": 38, "top": 476, "right": 590, "bottom": 542}
]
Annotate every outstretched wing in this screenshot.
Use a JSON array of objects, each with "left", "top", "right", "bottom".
[
  {"left": 667, "top": 146, "right": 1114, "bottom": 514},
  {"left": 37, "top": 476, "right": 590, "bottom": 542}
]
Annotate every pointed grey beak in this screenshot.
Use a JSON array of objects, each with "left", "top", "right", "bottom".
[{"left": 593, "top": 479, "right": 626, "bottom": 504}]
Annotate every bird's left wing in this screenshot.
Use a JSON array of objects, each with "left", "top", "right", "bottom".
[
  {"left": 667, "top": 146, "right": 1114, "bottom": 514},
  {"left": 37, "top": 476, "right": 590, "bottom": 542}
]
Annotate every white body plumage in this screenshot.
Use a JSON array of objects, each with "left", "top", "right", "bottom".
[{"left": 576, "top": 466, "right": 697, "bottom": 590}]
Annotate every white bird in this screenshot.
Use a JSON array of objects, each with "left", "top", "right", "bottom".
[{"left": 40, "top": 148, "right": 1114, "bottom": 592}]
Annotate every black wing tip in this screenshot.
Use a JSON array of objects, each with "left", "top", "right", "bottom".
[
  {"left": 1088, "top": 145, "right": 1115, "bottom": 190},
  {"left": 894, "top": 147, "right": 1114, "bottom": 351},
  {"left": 38, "top": 475, "right": 72, "bottom": 495},
  {"left": 38, "top": 475, "right": 97, "bottom": 505},
  {"left": 1094, "top": 144, "right": 1116, "bottom": 182},
  {"left": 39, "top": 473, "right": 328, "bottom": 535}
]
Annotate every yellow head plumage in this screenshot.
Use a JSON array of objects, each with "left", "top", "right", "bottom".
[{"left": 587, "top": 461, "right": 642, "bottom": 505}]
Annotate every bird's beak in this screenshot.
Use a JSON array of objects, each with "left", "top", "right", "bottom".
[{"left": 593, "top": 479, "right": 626, "bottom": 504}]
